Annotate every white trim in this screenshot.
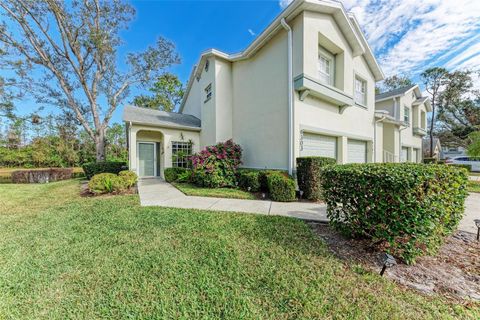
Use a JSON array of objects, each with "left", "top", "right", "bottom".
[
  {"left": 179, "top": 0, "right": 382, "bottom": 113},
  {"left": 137, "top": 141, "right": 157, "bottom": 177},
  {"left": 300, "top": 125, "right": 373, "bottom": 141}
]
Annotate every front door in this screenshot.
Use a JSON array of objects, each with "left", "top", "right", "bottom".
[{"left": 138, "top": 142, "right": 155, "bottom": 177}]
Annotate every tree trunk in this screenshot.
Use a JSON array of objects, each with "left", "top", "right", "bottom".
[{"left": 95, "top": 129, "right": 106, "bottom": 162}]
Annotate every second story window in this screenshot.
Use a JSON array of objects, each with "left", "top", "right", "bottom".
[
  {"left": 204, "top": 84, "right": 212, "bottom": 103},
  {"left": 318, "top": 47, "right": 334, "bottom": 86},
  {"left": 404, "top": 106, "right": 410, "bottom": 124},
  {"left": 354, "top": 76, "right": 367, "bottom": 106}
]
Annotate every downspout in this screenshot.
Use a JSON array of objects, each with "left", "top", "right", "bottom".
[
  {"left": 281, "top": 18, "right": 294, "bottom": 176},
  {"left": 374, "top": 112, "right": 388, "bottom": 162}
]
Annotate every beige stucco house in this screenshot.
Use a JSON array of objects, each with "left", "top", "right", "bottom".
[
  {"left": 124, "top": 0, "right": 388, "bottom": 178},
  {"left": 375, "top": 85, "right": 431, "bottom": 163}
]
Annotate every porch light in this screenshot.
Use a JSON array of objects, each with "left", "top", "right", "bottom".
[
  {"left": 380, "top": 253, "right": 396, "bottom": 276},
  {"left": 299, "top": 190, "right": 304, "bottom": 199},
  {"left": 261, "top": 192, "right": 266, "bottom": 199},
  {"left": 475, "top": 219, "right": 480, "bottom": 241}
]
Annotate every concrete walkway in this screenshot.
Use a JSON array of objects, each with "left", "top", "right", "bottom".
[
  {"left": 469, "top": 175, "right": 480, "bottom": 182},
  {"left": 138, "top": 178, "right": 328, "bottom": 222},
  {"left": 138, "top": 178, "right": 479, "bottom": 233}
]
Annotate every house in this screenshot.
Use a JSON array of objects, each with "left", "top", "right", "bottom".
[
  {"left": 123, "top": 0, "right": 386, "bottom": 178},
  {"left": 423, "top": 137, "right": 442, "bottom": 160},
  {"left": 375, "top": 85, "right": 431, "bottom": 163}
]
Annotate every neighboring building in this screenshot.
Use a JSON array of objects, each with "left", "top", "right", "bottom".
[
  {"left": 375, "top": 85, "right": 431, "bottom": 163},
  {"left": 423, "top": 137, "right": 442, "bottom": 160},
  {"left": 441, "top": 146, "right": 467, "bottom": 159},
  {"left": 124, "top": 0, "right": 386, "bottom": 178}
]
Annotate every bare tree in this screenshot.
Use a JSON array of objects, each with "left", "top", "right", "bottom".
[
  {"left": 421, "top": 67, "right": 448, "bottom": 158},
  {"left": 0, "top": 0, "right": 179, "bottom": 161}
]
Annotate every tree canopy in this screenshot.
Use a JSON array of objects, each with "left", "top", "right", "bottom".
[
  {"left": 0, "top": 0, "right": 179, "bottom": 161},
  {"left": 132, "top": 73, "right": 184, "bottom": 112}
]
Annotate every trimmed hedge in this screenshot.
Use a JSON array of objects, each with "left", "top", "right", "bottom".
[
  {"left": 296, "top": 156, "right": 336, "bottom": 200},
  {"left": 321, "top": 163, "right": 468, "bottom": 264},
  {"left": 238, "top": 170, "right": 261, "bottom": 192},
  {"left": 267, "top": 172, "right": 296, "bottom": 202},
  {"left": 448, "top": 163, "right": 472, "bottom": 172},
  {"left": 82, "top": 161, "right": 127, "bottom": 179},
  {"left": 164, "top": 167, "right": 188, "bottom": 183},
  {"left": 11, "top": 168, "right": 73, "bottom": 183}
]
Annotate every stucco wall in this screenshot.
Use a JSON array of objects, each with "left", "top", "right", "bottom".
[
  {"left": 294, "top": 11, "right": 377, "bottom": 164},
  {"left": 128, "top": 123, "right": 200, "bottom": 178},
  {"left": 182, "top": 75, "right": 202, "bottom": 119},
  {"left": 214, "top": 58, "right": 234, "bottom": 142},
  {"left": 231, "top": 30, "right": 289, "bottom": 170}
]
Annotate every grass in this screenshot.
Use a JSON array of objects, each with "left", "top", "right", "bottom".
[
  {"left": 469, "top": 172, "right": 480, "bottom": 176},
  {"left": 172, "top": 182, "right": 257, "bottom": 200},
  {"left": 0, "top": 181, "right": 478, "bottom": 319},
  {"left": 468, "top": 180, "right": 480, "bottom": 193},
  {"left": 0, "top": 167, "right": 84, "bottom": 184}
]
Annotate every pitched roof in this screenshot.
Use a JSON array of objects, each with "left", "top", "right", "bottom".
[
  {"left": 179, "top": 0, "right": 384, "bottom": 113},
  {"left": 375, "top": 85, "right": 417, "bottom": 101},
  {"left": 122, "top": 105, "right": 201, "bottom": 130}
]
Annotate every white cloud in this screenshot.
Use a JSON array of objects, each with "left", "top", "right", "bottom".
[
  {"left": 248, "top": 28, "right": 256, "bottom": 36},
  {"left": 278, "top": 0, "right": 480, "bottom": 79},
  {"left": 279, "top": 0, "right": 293, "bottom": 9}
]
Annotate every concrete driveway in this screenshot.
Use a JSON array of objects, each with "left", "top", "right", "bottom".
[{"left": 459, "top": 192, "right": 480, "bottom": 234}]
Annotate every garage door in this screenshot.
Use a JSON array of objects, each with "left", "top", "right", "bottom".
[
  {"left": 412, "top": 148, "right": 418, "bottom": 163},
  {"left": 300, "top": 133, "right": 337, "bottom": 159},
  {"left": 348, "top": 139, "right": 367, "bottom": 163},
  {"left": 401, "top": 147, "right": 408, "bottom": 162}
]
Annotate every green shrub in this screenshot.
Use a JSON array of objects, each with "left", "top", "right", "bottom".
[
  {"left": 191, "top": 140, "right": 242, "bottom": 188},
  {"left": 423, "top": 157, "right": 437, "bottom": 164},
  {"left": 267, "top": 172, "right": 296, "bottom": 202},
  {"left": 296, "top": 156, "right": 336, "bottom": 201},
  {"left": 119, "top": 170, "right": 138, "bottom": 188},
  {"left": 164, "top": 167, "right": 188, "bottom": 183},
  {"left": 321, "top": 163, "right": 468, "bottom": 264},
  {"left": 176, "top": 169, "right": 193, "bottom": 183},
  {"left": 258, "top": 170, "right": 286, "bottom": 192},
  {"left": 88, "top": 173, "right": 125, "bottom": 194},
  {"left": 448, "top": 163, "right": 472, "bottom": 172},
  {"left": 82, "top": 161, "right": 127, "bottom": 179},
  {"left": 238, "top": 170, "right": 261, "bottom": 192}
]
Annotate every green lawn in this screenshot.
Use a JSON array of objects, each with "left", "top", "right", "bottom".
[
  {"left": 468, "top": 180, "right": 480, "bottom": 193},
  {"left": 0, "top": 181, "right": 478, "bottom": 319},
  {"left": 173, "top": 182, "right": 257, "bottom": 200}
]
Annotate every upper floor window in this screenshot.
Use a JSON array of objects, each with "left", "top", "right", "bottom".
[
  {"left": 404, "top": 106, "right": 410, "bottom": 123},
  {"left": 172, "top": 141, "right": 192, "bottom": 168},
  {"left": 354, "top": 76, "right": 367, "bottom": 106},
  {"left": 420, "top": 111, "right": 426, "bottom": 129},
  {"left": 204, "top": 83, "right": 212, "bottom": 103},
  {"left": 318, "top": 47, "right": 334, "bottom": 86}
]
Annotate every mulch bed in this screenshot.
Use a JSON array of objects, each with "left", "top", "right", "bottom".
[{"left": 309, "top": 222, "right": 480, "bottom": 303}]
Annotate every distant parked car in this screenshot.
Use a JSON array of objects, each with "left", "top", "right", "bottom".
[{"left": 445, "top": 156, "right": 480, "bottom": 172}]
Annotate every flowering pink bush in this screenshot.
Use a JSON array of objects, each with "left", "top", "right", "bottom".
[{"left": 190, "top": 139, "right": 242, "bottom": 187}]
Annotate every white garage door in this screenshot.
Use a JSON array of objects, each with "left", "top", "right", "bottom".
[
  {"left": 348, "top": 139, "right": 367, "bottom": 163},
  {"left": 300, "top": 133, "right": 337, "bottom": 160},
  {"left": 412, "top": 149, "right": 418, "bottom": 163},
  {"left": 401, "top": 147, "right": 408, "bottom": 162}
]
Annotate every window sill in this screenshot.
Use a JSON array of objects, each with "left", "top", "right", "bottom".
[
  {"left": 354, "top": 102, "right": 368, "bottom": 109},
  {"left": 294, "top": 74, "right": 354, "bottom": 112},
  {"left": 204, "top": 97, "right": 211, "bottom": 104}
]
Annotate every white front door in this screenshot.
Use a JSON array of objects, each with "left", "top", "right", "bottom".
[
  {"left": 300, "top": 133, "right": 337, "bottom": 160},
  {"left": 401, "top": 147, "right": 409, "bottom": 162},
  {"left": 412, "top": 149, "right": 418, "bottom": 163},
  {"left": 138, "top": 142, "right": 156, "bottom": 177},
  {"left": 348, "top": 139, "right": 367, "bottom": 163}
]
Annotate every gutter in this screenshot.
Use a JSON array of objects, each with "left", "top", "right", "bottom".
[{"left": 281, "top": 18, "right": 294, "bottom": 176}]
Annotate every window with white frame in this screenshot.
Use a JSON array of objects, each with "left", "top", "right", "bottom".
[
  {"left": 404, "top": 106, "right": 410, "bottom": 124},
  {"left": 354, "top": 76, "right": 367, "bottom": 105},
  {"left": 204, "top": 83, "right": 212, "bottom": 103},
  {"left": 318, "top": 47, "right": 334, "bottom": 86},
  {"left": 172, "top": 141, "right": 192, "bottom": 168}
]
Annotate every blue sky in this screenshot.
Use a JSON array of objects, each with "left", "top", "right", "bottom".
[{"left": 8, "top": 0, "right": 480, "bottom": 125}]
